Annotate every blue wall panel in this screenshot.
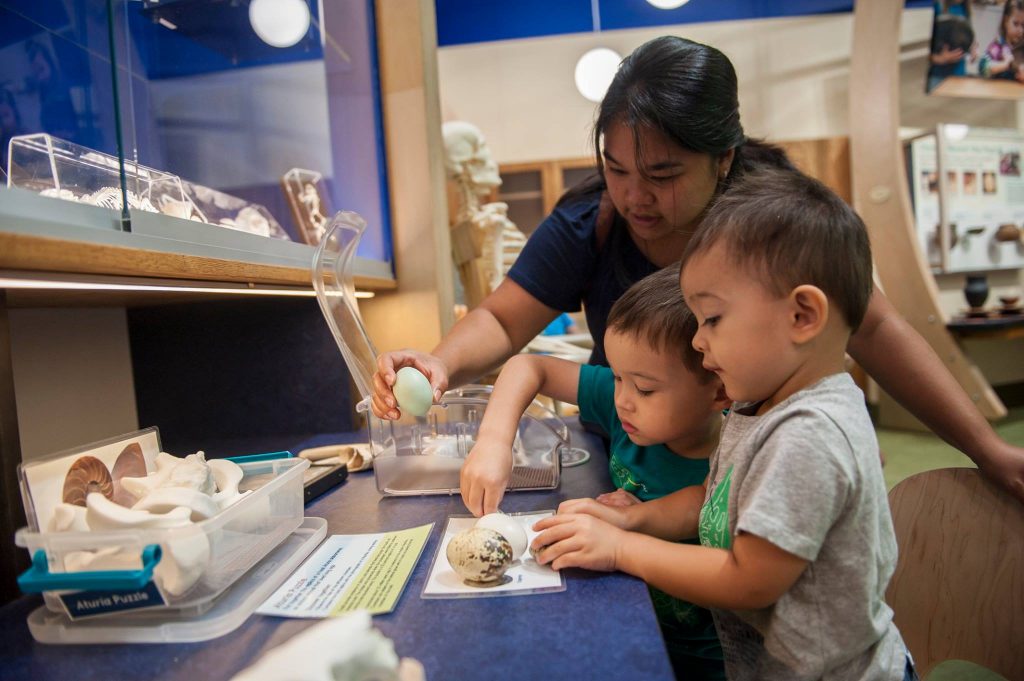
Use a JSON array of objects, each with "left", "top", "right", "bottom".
[
  {"left": 436, "top": 0, "right": 937, "bottom": 47},
  {"left": 436, "top": 0, "right": 593, "bottom": 46}
]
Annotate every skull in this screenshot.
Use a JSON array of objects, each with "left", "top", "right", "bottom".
[{"left": 442, "top": 121, "right": 502, "bottom": 193}]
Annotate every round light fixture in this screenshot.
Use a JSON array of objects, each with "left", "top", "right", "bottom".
[
  {"left": 249, "top": 0, "right": 311, "bottom": 48},
  {"left": 574, "top": 48, "right": 622, "bottom": 103},
  {"left": 647, "top": 0, "right": 691, "bottom": 8}
]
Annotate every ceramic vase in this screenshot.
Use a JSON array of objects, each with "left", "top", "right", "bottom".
[{"left": 963, "top": 275, "right": 989, "bottom": 309}]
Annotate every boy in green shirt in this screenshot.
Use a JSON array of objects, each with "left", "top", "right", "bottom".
[{"left": 462, "top": 264, "right": 731, "bottom": 679}]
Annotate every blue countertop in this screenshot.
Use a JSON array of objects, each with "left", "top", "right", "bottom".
[{"left": 0, "top": 421, "right": 674, "bottom": 680}]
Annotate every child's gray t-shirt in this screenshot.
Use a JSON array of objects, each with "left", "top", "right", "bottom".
[{"left": 699, "top": 373, "right": 906, "bottom": 681}]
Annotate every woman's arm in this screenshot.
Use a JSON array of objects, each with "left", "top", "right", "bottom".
[
  {"left": 371, "top": 278, "right": 559, "bottom": 419},
  {"left": 435, "top": 278, "right": 560, "bottom": 388},
  {"left": 848, "top": 289, "right": 1024, "bottom": 502}
]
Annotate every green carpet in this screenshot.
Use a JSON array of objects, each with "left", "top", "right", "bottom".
[{"left": 879, "top": 405, "right": 1024, "bottom": 490}]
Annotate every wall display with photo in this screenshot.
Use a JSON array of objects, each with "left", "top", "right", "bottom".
[
  {"left": 926, "top": 1, "right": 1024, "bottom": 93},
  {"left": 908, "top": 125, "right": 1024, "bottom": 273}
]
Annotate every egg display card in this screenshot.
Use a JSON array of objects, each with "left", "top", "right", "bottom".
[{"left": 421, "top": 511, "right": 565, "bottom": 599}]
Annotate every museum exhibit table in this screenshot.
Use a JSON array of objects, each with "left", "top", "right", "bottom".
[{"left": 0, "top": 419, "right": 675, "bottom": 681}]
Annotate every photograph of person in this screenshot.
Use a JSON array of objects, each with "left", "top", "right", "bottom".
[
  {"left": 979, "top": 0, "right": 1024, "bottom": 80},
  {"left": 947, "top": 169, "right": 959, "bottom": 195},
  {"left": 927, "top": 5, "right": 976, "bottom": 92},
  {"left": 964, "top": 170, "right": 979, "bottom": 194},
  {"left": 983, "top": 170, "right": 998, "bottom": 193},
  {"left": 921, "top": 170, "right": 939, "bottom": 195},
  {"left": 1000, "top": 150, "right": 1021, "bottom": 175}
]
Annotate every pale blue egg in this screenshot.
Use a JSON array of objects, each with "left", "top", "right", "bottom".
[{"left": 393, "top": 367, "right": 433, "bottom": 417}]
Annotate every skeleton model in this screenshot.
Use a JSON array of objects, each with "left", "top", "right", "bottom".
[
  {"left": 300, "top": 182, "right": 328, "bottom": 243},
  {"left": 443, "top": 121, "right": 526, "bottom": 307},
  {"left": 281, "top": 168, "right": 332, "bottom": 246}
]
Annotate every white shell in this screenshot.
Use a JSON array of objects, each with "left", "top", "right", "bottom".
[
  {"left": 155, "top": 525, "right": 211, "bottom": 596},
  {"left": 475, "top": 512, "right": 528, "bottom": 561},
  {"left": 85, "top": 492, "right": 192, "bottom": 531},
  {"left": 131, "top": 486, "right": 219, "bottom": 521},
  {"left": 446, "top": 527, "right": 513, "bottom": 583},
  {"left": 48, "top": 503, "right": 90, "bottom": 533}
]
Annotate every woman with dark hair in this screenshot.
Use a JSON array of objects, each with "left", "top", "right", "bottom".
[
  {"left": 373, "top": 32, "right": 1023, "bottom": 486},
  {"left": 373, "top": 36, "right": 790, "bottom": 399},
  {"left": 374, "top": 27, "right": 1024, "bottom": 613}
]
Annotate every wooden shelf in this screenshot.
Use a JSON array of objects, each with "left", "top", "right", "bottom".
[
  {"left": 0, "top": 188, "right": 396, "bottom": 304},
  {"left": 947, "top": 313, "right": 1024, "bottom": 340},
  {"left": 931, "top": 76, "right": 1024, "bottom": 101}
]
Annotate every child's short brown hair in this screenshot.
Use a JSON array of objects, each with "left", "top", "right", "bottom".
[
  {"left": 681, "top": 169, "right": 873, "bottom": 331},
  {"left": 607, "top": 264, "right": 713, "bottom": 381}
]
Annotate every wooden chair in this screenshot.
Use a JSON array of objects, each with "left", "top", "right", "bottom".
[{"left": 886, "top": 468, "right": 1024, "bottom": 681}]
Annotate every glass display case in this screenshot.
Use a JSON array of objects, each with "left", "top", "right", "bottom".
[{"left": 0, "top": 0, "right": 392, "bottom": 267}]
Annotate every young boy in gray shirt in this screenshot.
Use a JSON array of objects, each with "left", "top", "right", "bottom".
[{"left": 532, "top": 169, "right": 914, "bottom": 681}]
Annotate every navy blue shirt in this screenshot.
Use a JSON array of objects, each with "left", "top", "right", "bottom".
[{"left": 506, "top": 193, "right": 659, "bottom": 366}]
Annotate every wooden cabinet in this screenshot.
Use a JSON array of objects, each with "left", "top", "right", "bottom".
[{"left": 498, "top": 158, "right": 598, "bottom": 235}]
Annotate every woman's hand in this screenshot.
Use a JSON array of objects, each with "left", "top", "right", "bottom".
[
  {"left": 460, "top": 437, "right": 514, "bottom": 517},
  {"left": 978, "top": 441, "right": 1024, "bottom": 504},
  {"left": 371, "top": 350, "right": 448, "bottom": 420},
  {"left": 530, "top": 513, "right": 625, "bottom": 572}
]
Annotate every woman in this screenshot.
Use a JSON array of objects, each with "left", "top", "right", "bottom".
[{"left": 371, "top": 35, "right": 1024, "bottom": 503}]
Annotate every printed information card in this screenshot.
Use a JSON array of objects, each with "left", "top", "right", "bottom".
[{"left": 257, "top": 524, "right": 432, "bottom": 618}]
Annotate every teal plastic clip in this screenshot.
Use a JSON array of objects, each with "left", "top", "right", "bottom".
[
  {"left": 18, "top": 544, "right": 162, "bottom": 593},
  {"left": 225, "top": 451, "right": 293, "bottom": 464}
]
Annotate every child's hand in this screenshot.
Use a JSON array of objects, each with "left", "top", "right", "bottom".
[
  {"left": 595, "top": 488, "right": 641, "bottom": 507},
  {"left": 460, "top": 437, "right": 513, "bottom": 516},
  {"left": 530, "top": 513, "right": 624, "bottom": 571},
  {"left": 557, "top": 497, "right": 634, "bottom": 530},
  {"left": 931, "top": 44, "right": 965, "bottom": 65}
]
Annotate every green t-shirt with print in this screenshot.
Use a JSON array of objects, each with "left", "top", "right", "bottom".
[{"left": 577, "top": 364, "right": 724, "bottom": 677}]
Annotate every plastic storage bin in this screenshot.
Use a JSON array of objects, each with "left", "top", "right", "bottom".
[
  {"left": 313, "top": 212, "right": 566, "bottom": 496},
  {"left": 25, "top": 517, "right": 326, "bottom": 644},
  {"left": 16, "top": 442, "right": 308, "bottom": 620}
]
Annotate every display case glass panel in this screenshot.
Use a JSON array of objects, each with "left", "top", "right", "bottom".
[{"left": 0, "top": 0, "right": 393, "bottom": 268}]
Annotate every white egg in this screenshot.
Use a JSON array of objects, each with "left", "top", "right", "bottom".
[
  {"left": 393, "top": 367, "right": 433, "bottom": 417},
  {"left": 475, "top": 512, "right": 528, "bottom": 561},
  {"left": 446, "top": 527, "right": 513, "bottom": 583}
]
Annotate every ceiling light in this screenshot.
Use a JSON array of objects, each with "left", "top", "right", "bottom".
[
  {"left": 943, "top": 124, "right": 969, "bottom": 141},
  {"left": 646, "top": 0, "right": 691, "bottom": 8},
  {"left": 574, "top": 48, "right": 622, "bottom": 103},
  {"left": 249, "top": 0, "right": 311, "bottom": 48},
  {"left": 0, "top": 276, "right": 375, "bottom": 298}
]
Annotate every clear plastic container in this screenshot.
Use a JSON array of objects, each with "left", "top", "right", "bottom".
[
  {"left": 182, "top": 179, "right": 291, "bottom": 240},
  {"left": 6, "top": 133, "right": 186, "bottom": 214},
  {"left": 16, "top": 452, "right": 308, "bottom": 619},
  {"left": 25, "top": 517, "right": 326, "bottom": 644},
  {"left": 313, "top": 211, "right": 566, "bottom": 496}
]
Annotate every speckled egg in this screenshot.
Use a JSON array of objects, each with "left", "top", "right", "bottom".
[
  {"left": 446, "top": 527, "right": 513, "bottom": 583},
  {"left": 475, "top": 512, "right": 528, "bottom": 561},
  {"left": 393, "top": 367, "right": 433, "bottom": 417}
]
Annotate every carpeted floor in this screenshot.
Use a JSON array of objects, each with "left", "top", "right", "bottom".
[{"left": 879, "top": 405, "right": 1024, "bottom": 490}]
